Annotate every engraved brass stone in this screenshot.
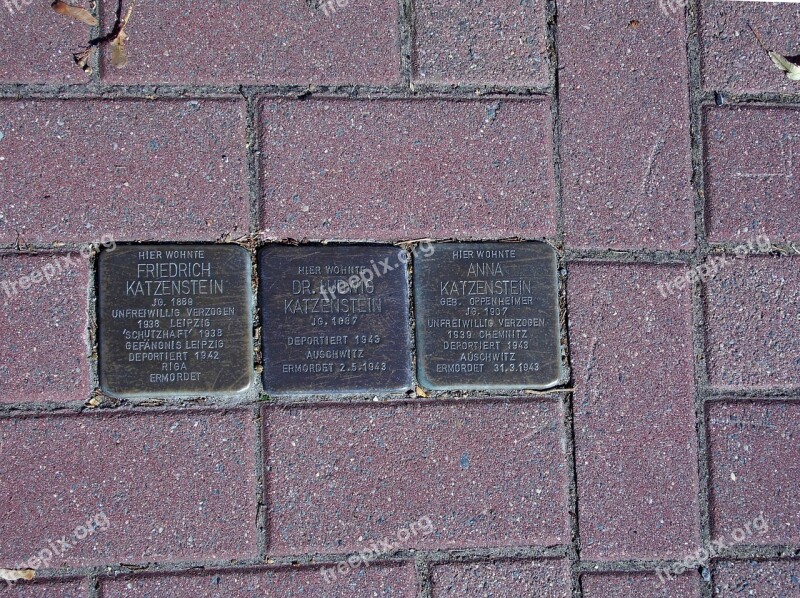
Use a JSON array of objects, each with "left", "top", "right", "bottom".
[
  {"left": 414, "top": 242, "right": 562, "bottom": 390},
  {"left": 259, "top": 245, "right": 412, "bottom": 393},
  {"left": 98, "top": 245, "right": 253, "bottom": 397}
]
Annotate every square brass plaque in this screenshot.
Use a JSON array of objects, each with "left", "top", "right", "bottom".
[
  {"left": 98, "top": 245, "right": 253, "bottom": 397},
  {"left": 414, "top": 242, "right": 562, "bottom": 390},
  {"left": 259, "top": 245, "right": 412, "bottom": 393}
]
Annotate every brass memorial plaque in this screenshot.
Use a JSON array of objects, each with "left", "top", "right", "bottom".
[
  {"left": 260, "top": 245, "right": 412, "bottom": 393},
  {"left": 98, "top": 245, "right": 253, "bottom": 397},
  {"left": 414, "top": 242, "right": 561, "bottom": 390}
]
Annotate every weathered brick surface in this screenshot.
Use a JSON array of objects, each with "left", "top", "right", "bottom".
[
  {"left": 101, "top": 564, "right": 417, "bottom": 597},
  {"left": 0, "top": 2, "right": 89, "bottom": 84},
  {"left": 0, "top": 253, "right": 89, "bottom": 403},
  {"left": 412, "top": 0, "right": 548, "bottom": 86},
  {"left": 3, "top": 0, "right": 796, "bottom": 585},
  {"left": 264, "top": 400, "right": 568, "bottom": 554},
  {"left": 581, "top": 571, "right": 701, "bottom": 597},
  {"left": 707, "top": 401, "right": 800, "bottom": 545},
  {"left": 559, "top": 0, "right": 693, "bottom": 250},
  {"left": 0, "top": 100, "right": 249, "bottom": 244},
  {"left": 712, "top": 560, "right": 800, "bottom": 596},
  {"left": 98, "top": 0, "right": 399, "bottom": 85},
  {"left": 704, "top": 256, "right": 800, "bottom": 388},
  {"left": 430, "top": 559, "right": 570, "bottom": 597},
  {"left": 704, "top": 106, "right": 800, "bottom": 244},
  {"left": 567, "top": 263, "right": 700, "bottom": 559},
  {"left": 700, "top": 0, "right": 800, "bottom": 93},
  {"left": 0, "top": 409, "right": 257, "bottom": 567},
  {"left": 259, "top": 98, "right": 555, "bottom": 240},
  {"left": 1, "top": 580, "right": 87, "bottom": 597}
]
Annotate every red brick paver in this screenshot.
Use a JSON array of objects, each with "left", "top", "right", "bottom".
[
  {"left": 98, "top": 0, "right": 400, "bottom": 85},
  {"left": 568, "top": 263, "right": 700, "bottom": 559},
  {"left": 581, "top": 571, "right": 701, "bottom": 597},
  {"left": 264, "top": 400, "right": 569, "bottom": 554},
  {"left": 0, "top": 409, "right": 257, "bottom": 567},
  {"left": 704, "top": 256, "right": 800, "bottom": 389},
  {"left": 700, "top": 0, "right": 800, "bottom": 93},
  {"left": 559, "top": 0, "right": 694, "bottom": 250},
  {"left": 0, "top": 100, "right": 249, "bottom": 245},
  {"left": 0, "top": 253, "right": 89, "bottom": 403},
  {"left": 712, "top": 560, "right": 800, "bottom": 596},
  {"left": 430, "top": 559, "right": 570, "bottom": 597},
  {"left": 259, "top": 98, "right": 556, "bottom": 240},
  {"left": 412, "top": 0, "right": 549, "bottom": 86},
  {"left": 0, "top": 2, "right": 89, "bottom": 84},
  {"left": 707, "top": 401, "right": 800, "bottom": 545},
  {"left": 704, "top": 106, "right": 800, "bottom": 244},
  {"left": 101, "top": 564, "right": 417, "bottom": 597}
]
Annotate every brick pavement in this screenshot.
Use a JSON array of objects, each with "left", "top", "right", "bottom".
[{"left": 0, "top": 0, "right": 797, "bottom": 595}]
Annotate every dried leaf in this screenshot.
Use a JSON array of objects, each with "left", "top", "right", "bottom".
[
  {"left": 769, "top": 51, "right": 800, "bottom": 81},
  {"left": 109, "top": 1, "right": 135, "bottom": 69},
  {"left": 73, "top": 45, "right": 96, "bottom": 74},
  {"left": 51, "top": 1, "right": 98, "bottom": 26},
  {"left": 121, "top": 2, "right": 135, "bottom": 29},
  {"left": 0, "top": 569, "right": 35, "bottom": 582},
  {"left": 415, "top": 385, "right": 428, "bottom": 398},
  {"left": 110, "top": 30, "right": 128, "bottom": 68}
]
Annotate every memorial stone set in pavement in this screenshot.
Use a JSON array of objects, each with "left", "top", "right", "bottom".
[
  {"left": 97, "top": 242, "right": 563, "bottom": 397},
  {"left": 4, "top": 0, "right": 800, "bottom": 593}
]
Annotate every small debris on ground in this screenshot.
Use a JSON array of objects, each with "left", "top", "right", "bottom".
[
  {"left": 0, "top": 569, "right": 35, "bottom": 583},
  {"left": 71, "top": 0, "right": 136, "bottom": 74},
  {"left": 769, "top": 51, "right": 800, "bottom": 81},
  {"left": 51, "top": 0, "right": 98, "bottom": 26}
]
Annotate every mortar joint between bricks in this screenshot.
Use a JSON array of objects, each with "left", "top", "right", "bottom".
[
  {"left": 685, "top": 0, "right": 714, "bottom": 591},
  {"left": 0, "top": 83, "right": 557, "bottom": 100}
]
